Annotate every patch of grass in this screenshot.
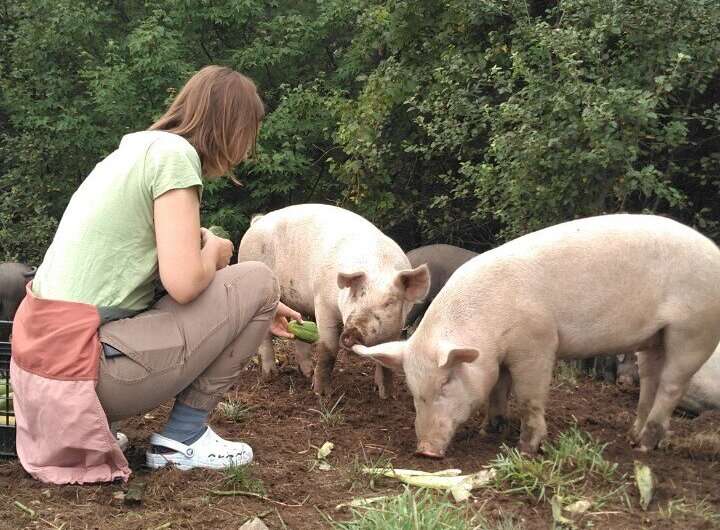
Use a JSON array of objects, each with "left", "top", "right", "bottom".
[
  {"left": 329, "top": 487, "right": 497, "bottom": 530},
  {"left": 216, "top": 399, "right": 259, "bottom": 423},
  {"left": 221, "top": 463, "right": 265, "bottom": 495},
  {"left": 475, "top": 514, "right": 525, "bottom": 530},
  {"left": 310, "top": 394, "right": 346, "bottom": 428},
  {"left": 660, "top": 497, "right": 720, "bottom": 524},
  {"left": 345, "top": 447, "right": 394, "bottom": 491},
  {"left": 545, "top": 426, "right": 619, "bottom": 482},
  {"left": 555, "top": 361, "right": 581, "bottom": 386},
  {"left": 491, "top": 426, "right": 626, "bottom": 507}
]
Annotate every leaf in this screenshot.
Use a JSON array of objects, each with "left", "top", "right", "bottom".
[
  {"left": 317, "top": 441, "right": 334, "bottom": 460},
  {"left": 634, "top": 461, "right": 654, "bottom": 511},
  {"left": 335, "top": 495, "right": 391, "bottom": 510},
  {"left": 550, "top": 495, "right": 573, "bottom": 527},
  {"left": 565, "top": 499, "right": 592, "bottom": 514},
  {"left": 123, "top": 479, "right": 146, "bottom": 506}
]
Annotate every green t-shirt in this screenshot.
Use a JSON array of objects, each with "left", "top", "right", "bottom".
[{"left": 33, "top": 131, "right": 203, "bottom": 312}]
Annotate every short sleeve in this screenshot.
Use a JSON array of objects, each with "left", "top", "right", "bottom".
[{"left": 144, "top": 135, "right": 203, "bottom": 201}]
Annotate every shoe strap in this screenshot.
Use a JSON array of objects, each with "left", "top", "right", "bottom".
[{"left": 148, "top": 433, "right": 195, "bottom": 458}]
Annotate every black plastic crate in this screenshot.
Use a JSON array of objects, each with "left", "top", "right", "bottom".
[{"left": 0, "top": 320, "right": 16, "bottom": 457}]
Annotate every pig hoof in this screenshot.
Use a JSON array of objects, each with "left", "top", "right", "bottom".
[
  {"left": 299, "top": 362, "right": 314, "bottom": 379},
  {"left": 261, "top": 365, "right": 279, "bottom": 382},
  {"left": 377, "top": 382, "right": 396, "bottom": 400},
  {"left": 312, "top": 374, "right": 332, "bottom": 396},
  {"left": 639, "top": 421, "right": 664, "bottom": 451},
  {"left": 485, "top": 416, "right": 508, "bottom": 434},
  {"left": 628, "top": 424, "right": 643, "bottom": 444}
]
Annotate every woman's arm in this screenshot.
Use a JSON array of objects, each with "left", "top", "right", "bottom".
[{"left": 154, "top": 187, "right": 232, "bottom": 304}]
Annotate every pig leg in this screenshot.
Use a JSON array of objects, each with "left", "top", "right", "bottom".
[
  {"left": 259, "top": 335, "right": 278, "bottom": 382},
  {"left": 508, "top": 357, "right": 554, "bottom": 455},
  {"left": 482, "top": 366, "right": 512, "bottom": 433},
  {"left": 374, "top": 364, "right": 394, "bottom": 400},
  {"left": 630, "top": 348, "right": 663, "bottom": 443},
  {"left": 294, "top": 339, "right": 315, "bottom": 378},
  {"left": 637, "top": 328, "right": 717, "bottom": 451},
  {"left": 312, "top": 303, "right": 341, "bottom": 396}
]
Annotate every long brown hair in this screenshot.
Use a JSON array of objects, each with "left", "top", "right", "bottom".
[{"left": 150, "top": 65, "right": 265, "bottom": 179}]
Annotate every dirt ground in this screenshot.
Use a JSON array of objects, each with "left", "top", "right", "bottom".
[{"left": 1, "top": 342, "right": 719, "bottom": 530}]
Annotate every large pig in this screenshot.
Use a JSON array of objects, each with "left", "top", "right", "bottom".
[
  {"left": 0, "top": 262, "right": 35, "bottom": 340},
  {"left": 354, "top": 214, "right": 720, "bottom": 455},
  {"left": 237, "top": 204, "right": 430, "bottom": 397},
  {"left": 679, "top": 342, "right": 720, "bottom": 414},
  {"left": 405, "top": 244, "right": 477, "bottom": 329},
  {"left": 614, "top": 343, "right": 720, "bottom": 414}
]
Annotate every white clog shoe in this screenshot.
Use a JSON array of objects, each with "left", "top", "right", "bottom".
[{"left": 145, "top": 426, "right": 253, "bottom": 470}]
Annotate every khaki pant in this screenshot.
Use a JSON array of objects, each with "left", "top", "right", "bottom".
[{"left": 96, "top": 262, "right": 279, "bottom": 421}]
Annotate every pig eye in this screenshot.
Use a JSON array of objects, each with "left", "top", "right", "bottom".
[{"left": 440, "top": 378, "right": 451, "bottom": 393}]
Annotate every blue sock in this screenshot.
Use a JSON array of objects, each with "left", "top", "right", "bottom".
[{"left": 159, "top": 401, "right": 209, "bottom": 446}]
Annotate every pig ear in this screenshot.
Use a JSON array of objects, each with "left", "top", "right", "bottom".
[
  {"left": 437, "top": 347, "right": 479, "bottom": 369},
  {"left": 352, "top": 342, "right": 406, "bottom": 372},
  {"left": 337, "top": 271, "right": 367, "bottom": 293},
  {"left": 395, "top": 264, "right": 431, "bottom": 303}
]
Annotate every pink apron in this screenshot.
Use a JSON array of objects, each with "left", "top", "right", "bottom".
[{"left": 10, "top": 284, "right": 131, "bottom": 484}]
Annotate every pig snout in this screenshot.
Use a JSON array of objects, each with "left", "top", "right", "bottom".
[
  {"left": 616, "top": 353, "right": 639, "bottom": 388},
  {"left": 415, "top": 442, "right": 445, "bottom": 459},
  {"left": 617, "top": 373, "right": 636, "bottom": 388},
  {"left": 340, "top": 328, "right": 364, "bottom": 349}
]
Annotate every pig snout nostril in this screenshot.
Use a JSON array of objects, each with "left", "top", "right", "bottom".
[
  {"left": 415, "top": 442, "right": 445, "bottom": 459},
  {"left": 415, "top": 449, "right": 444, "bottom": 459},
  {"left": 341, "top": 329, "right": 364, "bottom": 349},
  {"left": 617, "top": 376, "right": 633, "bottom": 388}
]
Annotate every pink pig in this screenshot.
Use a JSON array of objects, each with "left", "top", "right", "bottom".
[
  {"left": 238, "top": 204, "right": 430, "bottom": 398},
  {"left": 355, "top": 214, "right": 720, "bottom": 456}
]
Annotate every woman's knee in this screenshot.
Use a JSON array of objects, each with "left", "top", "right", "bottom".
[{"left": 225, "top": 261, "right": 279, "bottom": 306}]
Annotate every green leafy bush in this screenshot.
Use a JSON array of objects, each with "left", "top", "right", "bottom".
[{"left": 2, "top": 0, "right": 719, "bottom": 264}]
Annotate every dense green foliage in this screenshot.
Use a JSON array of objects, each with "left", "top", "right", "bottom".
[{"left": 2, "top": 0, "right": 719, "bottom": 264}]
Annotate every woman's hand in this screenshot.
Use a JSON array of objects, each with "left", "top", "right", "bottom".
[
  {"left": 200, "top": 228, "right": 234, "bottom": 270},
  {"left": 270, "top": 302, "right": 303, "bottom": 339}
]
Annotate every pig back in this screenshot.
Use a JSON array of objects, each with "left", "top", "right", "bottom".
[
  {"left": 237, "top": 204, "right": 409, "bottom": 314},
  {"left": 415, "top": 214, "right": 720, "bottom": 355}
]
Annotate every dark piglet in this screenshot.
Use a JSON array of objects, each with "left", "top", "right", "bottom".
[
  {"left": 405, "top": 244, "right": 477, "bottom": 329},
  {"left": 0, "top": 262, "right": 35, "bottom": 340}
]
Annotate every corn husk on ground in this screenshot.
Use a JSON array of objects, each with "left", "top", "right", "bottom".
[{"left": 361, "top": 466, "right": 496, "bottom": 502}]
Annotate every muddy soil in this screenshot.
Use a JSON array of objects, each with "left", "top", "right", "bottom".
[{"left": 1, "top": 343, "right": 719, "bottom": 529}]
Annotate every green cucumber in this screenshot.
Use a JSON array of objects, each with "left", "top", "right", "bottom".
[
  {"left": 288, "top": 320, "right": 319, "bottom": 343},
  {"left": 208, "top": 225, "right": 231, "bottom": 239}
]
